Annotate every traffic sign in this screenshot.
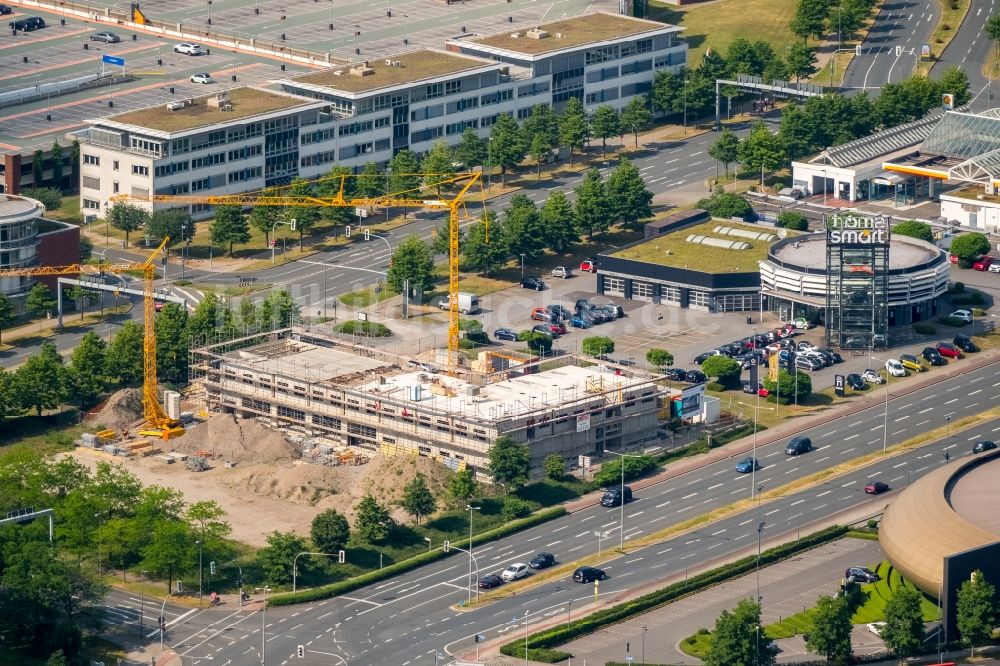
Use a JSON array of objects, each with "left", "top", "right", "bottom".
[{"left": 102, "top": 54, "right": 125, "bottom": 66}]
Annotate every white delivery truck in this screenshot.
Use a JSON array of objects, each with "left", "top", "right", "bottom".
[{"left": 438, "top": 292, "right": 481, "bottom": 315}]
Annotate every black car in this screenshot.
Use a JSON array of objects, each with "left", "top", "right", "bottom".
[
  {"left": 663, "top": 368, "right": 687, "bottom": 382},
  {"left": 742, "top": 381, "right": 764, "bottom": 395},
  {"left": 973, "top": 440, "right": 997, "bottom": 453},
  {"left": 531, "top": 324, "right": 554, "bottom": 338},
  {"left": 547, "top": 304, "right": 573, "bottom": 320},
  {"left": 785, "top": 436, "right": 812, "bottom": 455},
  {"left": 845, "top": 567, "right": 878, "bottom": 583},
  {"left": 493, "top": 328, "right": 518, "bottom": 342},
  {"left": 693, "top": 351, "right": 719, "bottom": 365},
  {"left": 0, "top": 5, "right": 13, "bottom": 15},
  {"left": 528, "top": 552, "right": 556, "bottom": 569},
  {"left": 600, "top": 486, "right": 633, "bottom": 507},
  {"left": 846, "top": 373, "right": 866, "bottom": 390},
  {"left": 921, "top": 347, "right": 946, "bottom": 366},
  {"left": 479, "top": 573, "right": 504, "bottom": 589},
  {"left": 685, "top": 370, "right": 707, "bottom": 384},
  {"left": 573, "top": 566, "right": 607, "bottom": 583},
  {"left": 24, "top": 15, "right": 44, "bottom": 28},
  {"left": 815, "top": 348, "right": 843, "bottom": 363},
  {"left": 953, "top": 334, "right": 979, "bottom": 353},
  {"left": 521, "top": 277, "right": 545, "bottom": 291}
]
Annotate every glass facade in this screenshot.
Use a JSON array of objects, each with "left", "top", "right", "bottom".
[{"left": 825, "top": 213, "right": 890, "bottom": 349}]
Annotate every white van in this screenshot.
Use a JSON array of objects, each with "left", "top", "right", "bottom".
[{"left": 438, "top": 292, "right": 480, "bottom": 315}]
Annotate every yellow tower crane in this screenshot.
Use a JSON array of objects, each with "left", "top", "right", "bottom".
[
  {"left": 0, "top": 237, "right": 184, "bottom": 439},
  {"left": 116, "top": 172, "right": 482, "bottom": 370}
]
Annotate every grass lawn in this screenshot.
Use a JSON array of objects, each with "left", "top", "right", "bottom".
[{"left": 610, "top": 220, "right": 784, "bottom": 272}]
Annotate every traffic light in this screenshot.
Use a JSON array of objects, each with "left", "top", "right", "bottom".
[
  {"left": 289, "top": 218, "right": 297, "bottom": 232},
  {"left": 345, "top": 225, "right": 351, "bottom": 237},
  {"left": 297, "top": 645, "right": 304, "bottom": 658},
  {"left": 444, "top": 540, "right": 450, "bottom": 552},
  {"left": 364, "top": 228, "right": 370, "bottom": 241},
  {"left": 209, "top": 561, "right": 216, "bottom": 575},
  {"left": 338, "top": 550, "right": 345, "bottom": 564}
]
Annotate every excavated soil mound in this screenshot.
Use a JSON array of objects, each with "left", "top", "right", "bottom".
[
  {"left": 170, "top": 414, "right": 299, "bottom": 464},
  {"left": 88, "top": 388, "right": 144, "bottom": 431}
]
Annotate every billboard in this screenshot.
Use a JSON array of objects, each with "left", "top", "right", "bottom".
[{"left": 826, "top": 213, "right": 889, "bottom": 245}]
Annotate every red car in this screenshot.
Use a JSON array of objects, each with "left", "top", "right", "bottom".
[
  {"left": 530, "top": 307, "right": 551, "bottom": 322},
  {"left": 546, "top": 321, "right": 567, "bottom": 336},
  {"left": 580, "top": 259, "right": 597, "bottom": 273},
  {"left": 936, "top": 341, "right": 962, "bottom": 358},
  {"left": 864, "top": 480, "right": 889, "bottom": 494},
  {"left": 973, "top": 257, "right": 994, "bottom": 271},
  {"left": 949, "top": 254, "right": 959, "bottom": 264}
]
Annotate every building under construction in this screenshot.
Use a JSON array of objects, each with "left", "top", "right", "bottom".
[{"left": 190, "top": 327, "right": 667, "bottom": 475}]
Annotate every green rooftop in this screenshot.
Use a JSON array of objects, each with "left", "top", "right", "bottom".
[
  {"left": 610, "top": 220, "right": 793, "bottom": 273},
  {"left": 294, "top": 50, "right": 492, "bottom": 93},
  {"left": 469, "top": 12, "right": 672, "bottom": 55},
  {"left": 108, "top": 88, "right": 312, "bottom": 133}
]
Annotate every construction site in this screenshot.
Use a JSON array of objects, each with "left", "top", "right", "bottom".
[{"left": 187, "top": 326, "right": 670, "bottom": 476}]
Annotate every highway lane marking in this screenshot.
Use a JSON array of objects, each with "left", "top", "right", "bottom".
[
  {"left": 791, "top": 499, "right": 805, "bottom": 506},
  {"left": 813, "top": 504, "right": 827, "bottom": 511},
  {"left": 817, "top": 445, "right": 831, "bottom": 451},
  {"left": 545, "top": 541, "right": 562, "bottom": 547},
  {"left": 784, "top": 467, "right": 799, "bottom": 475},
  {"left": 944, "top": 398, "right": 958, "bottom": 405},
  {"left": 917, "top": 420, "right": 930, "bottom": 426},
  {"left": 817, "top": 490, "right": 832, "bottom": 497},
  {"left": 632, "top": 511, "right": 645, "bottom": 517},
  {"left": 915, "top": 465, "right": 929, "bottom": 472},
  {"left": 707, "top": 543, "right": 721, "bottom": 550},
  {"left": 681, "top": 492, "right": 698, "bottom": 499},
  {"left": 655, "top": 500, "right": 671, "bottom": 508},
  {"left": 841, "top": 447, "right": 855, "bottom": 455},
  {"left": 842, "top": 480, "right": 855, "bottom": 487},
  {"left": 712, "top": 468, "right": 728, "bottom": 476},
  {"left": 739, "top": 518, "right": 752, "bottom": 526},
  {"left": 893, "top": 429, "right": 907, "bottom": 436},
  {"left": 815, "top": 456, "right": 830, "bottom": 463},
  {"left": 821, "top": 430, "right": 837, "bottom": 437},
  {"left": 895, "top": 415, "right": 909, "bottom": 422},
  {"left": 707, "top": 483, "right": 723, "bottom": 490},
  {"left": 574, "top": 531, "right": 590, "bottom": 538},
  {"left": 764, "top": 508, "right": 780, "bottom": 516},
  {"left": 657, "top": 547, "right": 673, "bottom": 555},
  {"left": 731, "top": 488, "right": 745, "bottom": 495},
  {"left": 734, "top": 533, "right": 749, "bottom": 540},
  {"left": 567, "top": 545, "right": 584, "bottom": 553},
  {"left": 969, "top": 389, "right": 982, "bottom": 396},
  {"left": 624, "top": 557, "right": 643, "bottom": 564},
  {"left": 711, "top": 529, "right": 726, "bottom": 536},
  {"left": 600, "top": 521, "right": 617, "bottom": 528},
  {"left": 685, "top": 539, "right": 701, "bottom": 545},
  {"left": 553, "top": 525, "right": 569, "bottom": 532},
  {"left": 525, "top": 535, "right": 542, "bottom": 542},
  {"left": 919, "top": 407, "right": 933, "bottom": 413},
  {"left": 765, "top": 451, "right": 780, "bottom": 458},
  {"left": 845, "top": 434, "right": 859, "bottom": 440},
  {"left": 969, "top": 434, "right": 982, "bottom": 441},
  {"left": 651, "top": 562, "right": 669, "bottom": 569}
]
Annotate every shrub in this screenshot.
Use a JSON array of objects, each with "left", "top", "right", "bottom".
[
  {"left": 777, "top": 211, "right": 808, "bottom": 231},
  {"left": 939, "top": 316, "right": 966, "bottom": 327},
  {"left": 20, "top": 187, "right": 62, "bottom": 211},
  {"left": 335, "top": 320, "right": 393, "bottom": 336},
  {"left": 695, "top": 191, "right": 753, "bottom": 219},
  {"left": 501, "top": 496, "right": 531, "bottom": 521},
  {"left": 592, "top": 455, "right": 658, "bottom": 486},
  {"left": 913, "top": 323, "right": 936, "bottom": 335},
  {"left": 867, "top": 518, "right": 879, "bottom": 530},
  {"left": 707, "top": 381, "right": 727, "bottom": 392}
]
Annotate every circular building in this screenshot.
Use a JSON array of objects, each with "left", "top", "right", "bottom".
[
  {"left": 879, "top": 449, "right": 1000, "bottom": 640},
  {"left": 759, "top": 232, "right": 949, "bottom": 340},
  {"left": 0, "top": 194, "right": 44, "bottom": 307}
]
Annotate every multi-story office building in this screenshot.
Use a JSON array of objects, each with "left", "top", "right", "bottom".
[{"left": 73, "top": 12, "right": 686, "bottom": 218}]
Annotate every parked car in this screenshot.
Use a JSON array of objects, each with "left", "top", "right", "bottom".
[
  {"left": 685, "top": 370, "right": 707, "bottom": 384},
  {"left": 805, "top": 350, "right": 833, "bottom": 367},
  {"left": 953, "top": 333, "right": 978, "bottom": 353},
  {"left": 898, "top": 354, "right": 923, "bottom": 372},
  {"left": 785, "top": 436, "right": 812, "bottom": 455},
  {"left": 600, "top": 486, "right": 633, "bottom": 507},
  {"left": 573, "top": 566, "right": 607, "bottom": 583},
  {"left": 530, "top": 325, "right": 555, "bottom": 338},
  {"left": 90, "top": 31, "right": 121, "bottom": 42},
  {"left": 501, "top": 563, "right": 529, "bottom": 582},
  {"left": 664, "top": 368, "right": 688, "bottom": 381},
  {"left": 949, "top": 309, "right": 973, "bottom": 323},
  {"left": 791, "top": 317, "right": 811, "bottom": 330},
  {"left": 883, "top": 359, "right": 906, "bottom": 377},
  {"left": 601, "top": 303, "right": 625, "bottom": 319},
  {"left": 742, "top": 381, "right": 768, "bottom": 396},
  {"left": 493, "top": 327, "right": 518, "bottom": 342},
  {"left": 936, "top": 341, "right": 962, "bottom": 358},
  {"left": 551, "top": 266, "right": 573, "bottom": 279},
  {"left": 735, "top": 457, "right": 760, "bottom": 473},
  {"left": 544, "top": 322, "right": 567, "bottom": 336},
  {"left": 0, "top": 4, "right": 13, "bottom": 15},
  {"left": 174, "top": 42, "right": 204, "bottom": 55},
  {"left": 846, "top": 567, "right": 878, "bottom": 583},
  {"left": 694, "top": 350, "right": 722, "bottom": 364},
  {"left": 797, "top": 341, "right": 817, "bottom": 352},
  {"left": 973, "top": 440, "right": 997, "bottom": 453},
  {"left": 479, "top": 573, "right": 504, "bottom": 589},
  {"left": 861, "top": 369, "right": 884, "bottom": 384},
  {"left": 922, "top": 347, "right": 946, "bottom": 365},
  {"left": 864, "top": 480, "right": 889, "bottom": 495},
  {"left": 528, "top": 552, "right": 556, "bottom": 569},
  {"left": 972, "top": 257, "right": 994, "bottom": 271},
  {"left": 989, "top": 262, "right": 1000, "bottom": 273},
  {"left": 579, "top": 259, "right": 597, "bottom": 273},
  {"left": 814, "top": 348, "right": 843, "bottom": 363},
  {"left": 521, "top": 276, "right": 545, "bottom": 291},
  {"left": 530, "top": 307, "right": 552, "bottom": 322},
  {"left": 570, "top": 316, "right": 592, "bottom": 328},
  {"left": 795, "top": 356, "right": 822, "bottom": 371},
  {"left": 846, "top": 374, "right": 866, "bottom": 390},
  {"left": 190, "top": 73, "right": 215, "bottom": 84},
  {"left": 9, "top": 18, "right": 33, "bottom": 30},
  {"left": 547, "top": 304, "right": 573, "bottom": 320}
]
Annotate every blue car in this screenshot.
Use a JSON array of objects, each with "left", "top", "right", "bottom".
[
  {"left": 735, "top": 457, "right": 760, "bottom": 474},
  {"left": 493, "top": 328, "right": 518, "bottom": 341},
  {"left": 570, "top": 315, "right": 592, "bottom": 328}
]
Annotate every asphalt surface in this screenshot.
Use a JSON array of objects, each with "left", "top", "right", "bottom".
[
  {"left": 841, "top": 0, "right": 938, "bottom": 91},
  {"left": 164, "top": 359, "right": 1000, "bottom": 665},
  {"left": 931, "top": 0, "right": 997, "bottom": 109}
]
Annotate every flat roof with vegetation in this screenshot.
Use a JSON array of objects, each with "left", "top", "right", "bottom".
[
  {"left": 107, "top": 88, "right": 313, "bottom": 133},
  {"left": 469, "top": 13, "right": 673, "bottom": 55},
  {"left": 609, "top": 220, "right": 790, "bottom": 273},
  {"left": 294, "top": 50, "right": 493, "bottom": 94}
]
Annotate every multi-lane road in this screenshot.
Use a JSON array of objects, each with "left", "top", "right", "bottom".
[
  {"left": 160, "top": 359, "right": 999, "bottom": 665},
  {"left": 842, "top": 0, "right": 938, "bottom": 91},
  {"left": 932, "top": 0, "right": 997, "bottom": 107}
]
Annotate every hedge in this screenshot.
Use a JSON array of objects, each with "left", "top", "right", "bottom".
[
  {"left": 499, "top": 525, "right": 849, "bottom": 661},
  {"left": 268, "top": 506, "right": 566, "bottom": 607}
]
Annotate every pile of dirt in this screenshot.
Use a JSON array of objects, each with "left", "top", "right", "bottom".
[
  {"left": 170, "top": 414, "right": 299, "bottom": 464},
  {"left": 89, "top": 388, "right": 144, "bottom": 431}
]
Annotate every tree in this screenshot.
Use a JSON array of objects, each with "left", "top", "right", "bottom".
[
  {"left": 590, "top": 105, "right": 621, "bottom": 157},
  {"left": 106, "top": 321, "right": 144, "bottom": 384},
  {"left": 106, "top": 202, "right": 148, "bottom": 246},
  {"left": 487, "top": 435, "right": 531, "bottom": 487},
  {"left": 255, "top": 531, "right": 309, "bottom": 586},
  {"left": 141, "top": 520, "right": 195, "bottom": 592},
  {"left": 696, "top": 189, "right": 753, "bottom": 219},
  {"left": 709, "top": 129, "right": 740, "bottom": 179},
  {"left": 956, "top": 570, "right": 997, "bottom": 658},
  {"left": 581, "top": 335, "right": 615, "bottom": 357},
  {"left": 259, "top": 289, "right": 300, "bottom": 329},
  {"left": 989, "top": 14, "right": 1000, "bottom": 64},
  {"left": 32, "top": 149, "right": 44, "bottom": 189},
  {"left": 559, "top": 97, "right": 589, "bottom": 165},
  {"left": 936, "top": 65, "right": 971, "bottom": 106},
  {"left": 523, "top": 104, "right": 560, "bottom": 153},
  {"left": 646, "top": 348, "right": 674, "bottom": 369},
  {"left": 69, "top": 332, "right": 107, "bottom": 407},
  {"left": 155, "top": 302, "right": 189, "bottom": 383},
  {"left": 26, "top": 283, "right": 56, "bottom": 325},
  {"left": 652, "top": 70, "right": 683, "bottom": 117},
  {"left": 574, "top": 168, "right": 612, "bottom": 239},
  {"left": 705, "top": 598, "right": 777, "bottom": 666},
  {"left": 49, "top": 141, "right": 65, "bottom": 190},
  {"left": 285, "top": 179, "right": 322, "bottom": 249},
  {"left": 145, "top": 209, "right": 192, "bottom": 246},
  {"left": 310, "top": 509, "right": 350, "bottom": 555},
  {"left": 892, "top": 220, "right": 933, "bottom": 242},
  {"left": 454, "top": 128, "right": 487, "bottom": 170},
  {"left": 543, "top": 454, "right": 564, "bottom": 480},
  {"left": 529, "top": 133, "right": 551, "bottom": 178},
  {"left": 70, "top": 140, "right": 81, "bottom": 192},
  {"left": 356, "top": 161, "right": 385, "bottom": 199},
  {"left": 620, "top": 96, "right": 652, "bottom": 146},
  {"left": 0, "top": 293, "right": 14, "bottom": 345},
  {"left": 787, "top": 42, "right": 819, "bottom": 83},
  {"left": 607, "top": 157, "right": 653, "bottom": 227},
  {"left": 518, "top": 330, "right": 552, "bottom": 354},
  {"left": 461, "top": 214, "right": 509, "bottom": 275},
  {"left": 354, "top": 494, "right": 393, "bottom": 542},
  {"left": 421, "top": 140, "right": 456, "bottom": 195},
  {"left": 186, "top": 500, "right": 232, "bottom": 550},
  {"left": 389, "top": 149, "right": 422, "bottom": 218},
  {"left": 210, "top": 205, "right": 250, "bottom": 256},
  {"left": 187, "top": 292, "right": 220, "bottom": 344},
  {"left": 880, "top": 585, "right": 925, "bottom": 660},
  {"left": 20, "top": 187, "right": 62, "bottom": 211},
  {"left": 778, "top": 211, "right": 809, "bottom": 231},
  {"left": 447, "top": 468, "right": 478, "bottom": 503},
  {"left": 401, "top": 474, "right": 437, "bottom": 525},
  {"left": 14, "top": 341, "right": 68, "bottom": 415},
  {"left": 387, "top": 235, "right": 435, "bottom": 293},
  {"left": 702, "top": 355, "right": 742, "bottom": 388},
  {"left": 249, "top": 190, "right": 283, "bottom": 247},
  {"left": 806, "top": 594, "right": 853, "bottom": 663},
  {"left": 738, "top": 121, "right": 786, "bottom": 189},
  {"left": 503, "top": 194, "right": 546, "bottom": 260},
  {"left": 790, "top": 0, "right": 830, "bottom": 42},
  {"left": 0, "top": 368, "right": 21, "bottom": 422},
  {"left": 539, "top": 191, "right": 578, "bottom": 251},
  {"left": 830, "top": 0, "right": 867, "bottom": 41},
  {"left": 950, "top": 232, "right": 991, "bottom": 266},
  {"left": 490, "top": 113, "right": 527, "bottom": 186},
  {"left": 65, "top": 285, "right": 94, "bottom": 321},
  {"left": 237, "top": 298, "right": 257, "bottom": 331},
  {"left": 763, "top": 369, "right": 812, "bottom": 404}
]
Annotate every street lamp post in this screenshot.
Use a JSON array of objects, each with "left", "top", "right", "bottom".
[
  {"left": 139, "top": 570, "right": 148, "bottom": 637},
  {"left": 256, "top": 586, "right": 271, "bottom": 664},
  {"left": 871, "top": 355, "right": 890, "bottom": 452},
  {"left": 751, "top": 334, "right": 761, "bottom": 498},
  {"left": 196, "top": 539, "right": 203, "bottom": 603},
  {"left": 756, "top": 520, "right": 765, "bottom": 604},
  {"left": 642, "top": 625, "right": 647, "bottom": 665},
  {"left": 524, "top": 609, "right": 530, "bottom": 666},
  {"left": 158, "top": 591, "right": 177, "bottom": 650},
  {"left": 519, "top": 254, "right": 526, "bottom": 279},
  {"left": 466, "top": 504, "right": 480, "bottom": 605},
  {"left": 566, "top": 599, "right": 573, "bottom": 628},
  {"left": 683, "top": 78, "right": 689, "bottom": 134},
  {"left": 487, "top": 137, "right": 493, "bottom": 191},
  {"left": 604, "top": 448, "right": 641, "bottom": 550}
]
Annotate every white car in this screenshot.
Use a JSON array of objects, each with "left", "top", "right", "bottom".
[
  {"left": 867, "top": 622, "right": 886, "bottom": 637},
  {"left": 190, "top": 73, "right": 215, "bottom": 84},
  {"left": 551, "top": 266, "right": 573, "bottom": 279},
  {"left": 174, "top": 42, "right": 204, "bottom": 55},
  {"left": 791, "top": 317, "right": 811, "bottom": 330},
  {"left": 501, "top": 563, "right": 528, "bottom": 582},
  {"left": 949, "top": 309, "right": 973, "bottom": 323},
  {"left": 884, "top": 359, "right": 906, "bottom": 377},
  {"left": 861, "top": 369, "right": 884, "bottom": 384},
  {"left": 989, "top": 263, "right": 1000, "bottom": 273}
]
